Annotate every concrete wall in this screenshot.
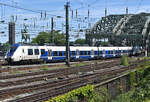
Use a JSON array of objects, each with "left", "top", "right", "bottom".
[{"left": 96, "top": 74, "right": 131, "bottom": 101}]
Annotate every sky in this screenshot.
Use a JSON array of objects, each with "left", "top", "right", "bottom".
[{"left": 0, "top": 0, "right": 150, "bottom": 43}]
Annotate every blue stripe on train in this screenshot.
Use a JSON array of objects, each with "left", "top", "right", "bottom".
[
  {"left": 104, "top": 54, "right": 115, "bottom": 58},
  {"left": 7, "top": 44, "right": 20, "bottom": 57},
  {"left": 52, "top": 57, "right": 66, "bottom": 60},
  {"left": 79, "top": 56, "right": 91, "bottom": 59}
]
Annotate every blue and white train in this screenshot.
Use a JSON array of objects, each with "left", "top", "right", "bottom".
[{"left": 5, "top": 43, "right": 138, "bottom": 63}]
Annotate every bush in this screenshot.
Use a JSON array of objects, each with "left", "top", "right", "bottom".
[
  {"left": 148, "top": 53, "right": 150, "bottom": 57},
  {"left": 112, "top": 92, "right": 133, "bottom": 102},
  {"left": 113, "top": 66, "right": 150, "bottom": 102},
  {"left": 130, "top": 72, "right": 136, "bottom": 89},
  {"left": 46, "top": 85, "right": 95, "bottom": 102},
  {"left": 41, "top": 64, "right": 48, "bottom": 71},
  {"left": 46, "top": 85, "right": 109, "bottom": 102},
  {"left": 121, "top": 55, "right": 129, "bottom": 66}
]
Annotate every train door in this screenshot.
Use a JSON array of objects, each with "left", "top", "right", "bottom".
[
  {"left": 27, "top": 48, "right": 34, "bottom": 60},
  {"left": 31, "top": 48, "right": 37, "bottom": 60},
  {"left": 22, "top": 48, "right": 25, "bottom": 61},
  {"left": 48, "top": 49, "right": 52, "bottom": 60},
  {"left": 91, "top": 49, "right": 94, "bottom": 58},
  {"left": 34, "top": 49, "right": 39, "bottom": 60},
  {"left": 121, "top": 50, "right": 123, "bottom": 56},
  {"left": 113, "top": 49, "right": 115, "bottom": 57},
  {"left": 76, "top": 49, "right": 79, "bottom": 59},
  {"left": 98, "top": 47, "right": 100, "bottom": 58},
  {"left": 118, "top": 48, "right": 121, "bottom": 56},
  {"left": 103, "top": 49, "right": 105, "bottom": 57}
]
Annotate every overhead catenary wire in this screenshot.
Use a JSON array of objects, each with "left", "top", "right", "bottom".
[
  {"left": 135, "top": 0, "right": 144, "bottom": 13},
  {"left": 73, "top": 0, "right": 100, "bottom": 10},
  {"left": 0, "top": 2, "right": 64, "bottom": 18},
  {"left": 0, "top": 0, "right": 147, "bottom": 43}
]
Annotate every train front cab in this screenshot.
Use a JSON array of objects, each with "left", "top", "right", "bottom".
[{"left": 5, "top": 44, "right": 20, "bottom": 63}]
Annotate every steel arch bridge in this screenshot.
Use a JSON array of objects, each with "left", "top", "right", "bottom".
[{"left": 86, "top": 13, "right": 150, "bottom": 48}]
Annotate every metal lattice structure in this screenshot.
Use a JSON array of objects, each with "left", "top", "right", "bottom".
[
  {"left": 86, "top": 13, "right": 150, "bottom": 47},
  {"left": 90, "top": 15, "right": 125, "bottom": 35}
]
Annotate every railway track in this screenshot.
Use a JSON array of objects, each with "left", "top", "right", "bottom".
[
  {"left": 8, "top": 59, "right": 146, "bottom": 102},
  {"left": 0, "top": 58, "right": 148, "bottom": 102},
  {"left": 0, "top": 59, "right": 121, "bottom": 93},
  {"left": 0, "top": 59, "right": 120, "bottom": 81},
  {"left": 0, "top": 59, "right": 121, "bottom": 100},
  {"left": 0, "top": 64, "right": 124, "bottom": 98},
  {"left": 0, "top": 59, "right": 117, "bottom": 73},
  {"left": 0, "top": 60, "right": 121, "bottom": 101}
]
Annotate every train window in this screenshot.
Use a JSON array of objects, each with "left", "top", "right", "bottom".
[
  {"left": 88, "top": 51, "right": 91, "bottom": 55},
  {"left": 84, "top": 51, "right": 87, "bottom": 55},
  {"left": 28, "top": 49, "right": 33, "bottom": 55},
  {"left": 81, "top": 51, "right": 86, "bottom": 55},
  {"left": 34, "top": 49, "right": 39, "bottom": 55},
  {"left": 80, "top": 51, "right": 84, "bottom": 55},
  {"left": 108, "top": 51, "right": 111, "bottom": 54},
  {"left": 94, "top": 51, "right": 98, "bottom": 55},
  {"left": 72, "top": 51, "right": 76, "bottom": 56},
  {"left": 48, "top": 50, "right": 52, "bottom": 56},
  {"left": 111, "top": 51, "right": 113, "bottom": 54},
  {"left": 100, "top": 51, "right": 103, "bottom": 54},
  {"left": 80, "top": 51, "right": 83, "bottom": 55},
  {"left": 41, "top": 49, "right": 45, "bottom": 55},
  {"left": 64, "top": 51, "right": 71, "bottom": 56},
  {"left": 53, "top": 51, "right": 58, "bottom": 56},
  {"left": 81, "top": 51, "right": 85, "bottom": 55},
  {"left": 59, "top": 51, "right": 63, "bottom": 56},
  {"left": 82, "top": 51, "right": 84, "bottom": 55},
  {"left": 22, "top": 49, "right": 24, "bottom": 53}
]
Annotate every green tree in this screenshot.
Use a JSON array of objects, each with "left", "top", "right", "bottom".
[
  {"left": 121, "top": 55, "right": 129, "bottom": 66},
  {"left": 2, "top": 42, "right": 10, "bottom": 52},
  {"left": 53, "top": 31, "right": 66, "bottom": 45},
  {"left": 74, "top": 39, "right": 86, "bottom": 45},
  {"left": 100, "top": 41, "right": 109, "bottom": 46},
  {"left": 32, "top": 32, "right": 49, "bottom": 45},
  {"left": 32, "top": 31, "right": 66, "bottom": 45}
]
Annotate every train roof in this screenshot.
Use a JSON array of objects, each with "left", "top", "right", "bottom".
[
  {"left": 12, "top": 43, "right": 132, "bottom": 47},
  {"left": 11, "top": 43, "right": 133, "bottom": 51}
]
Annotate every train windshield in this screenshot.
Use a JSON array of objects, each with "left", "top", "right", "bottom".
[{"left": 9, "top": 46, "right": 18, "bottom": 54}]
